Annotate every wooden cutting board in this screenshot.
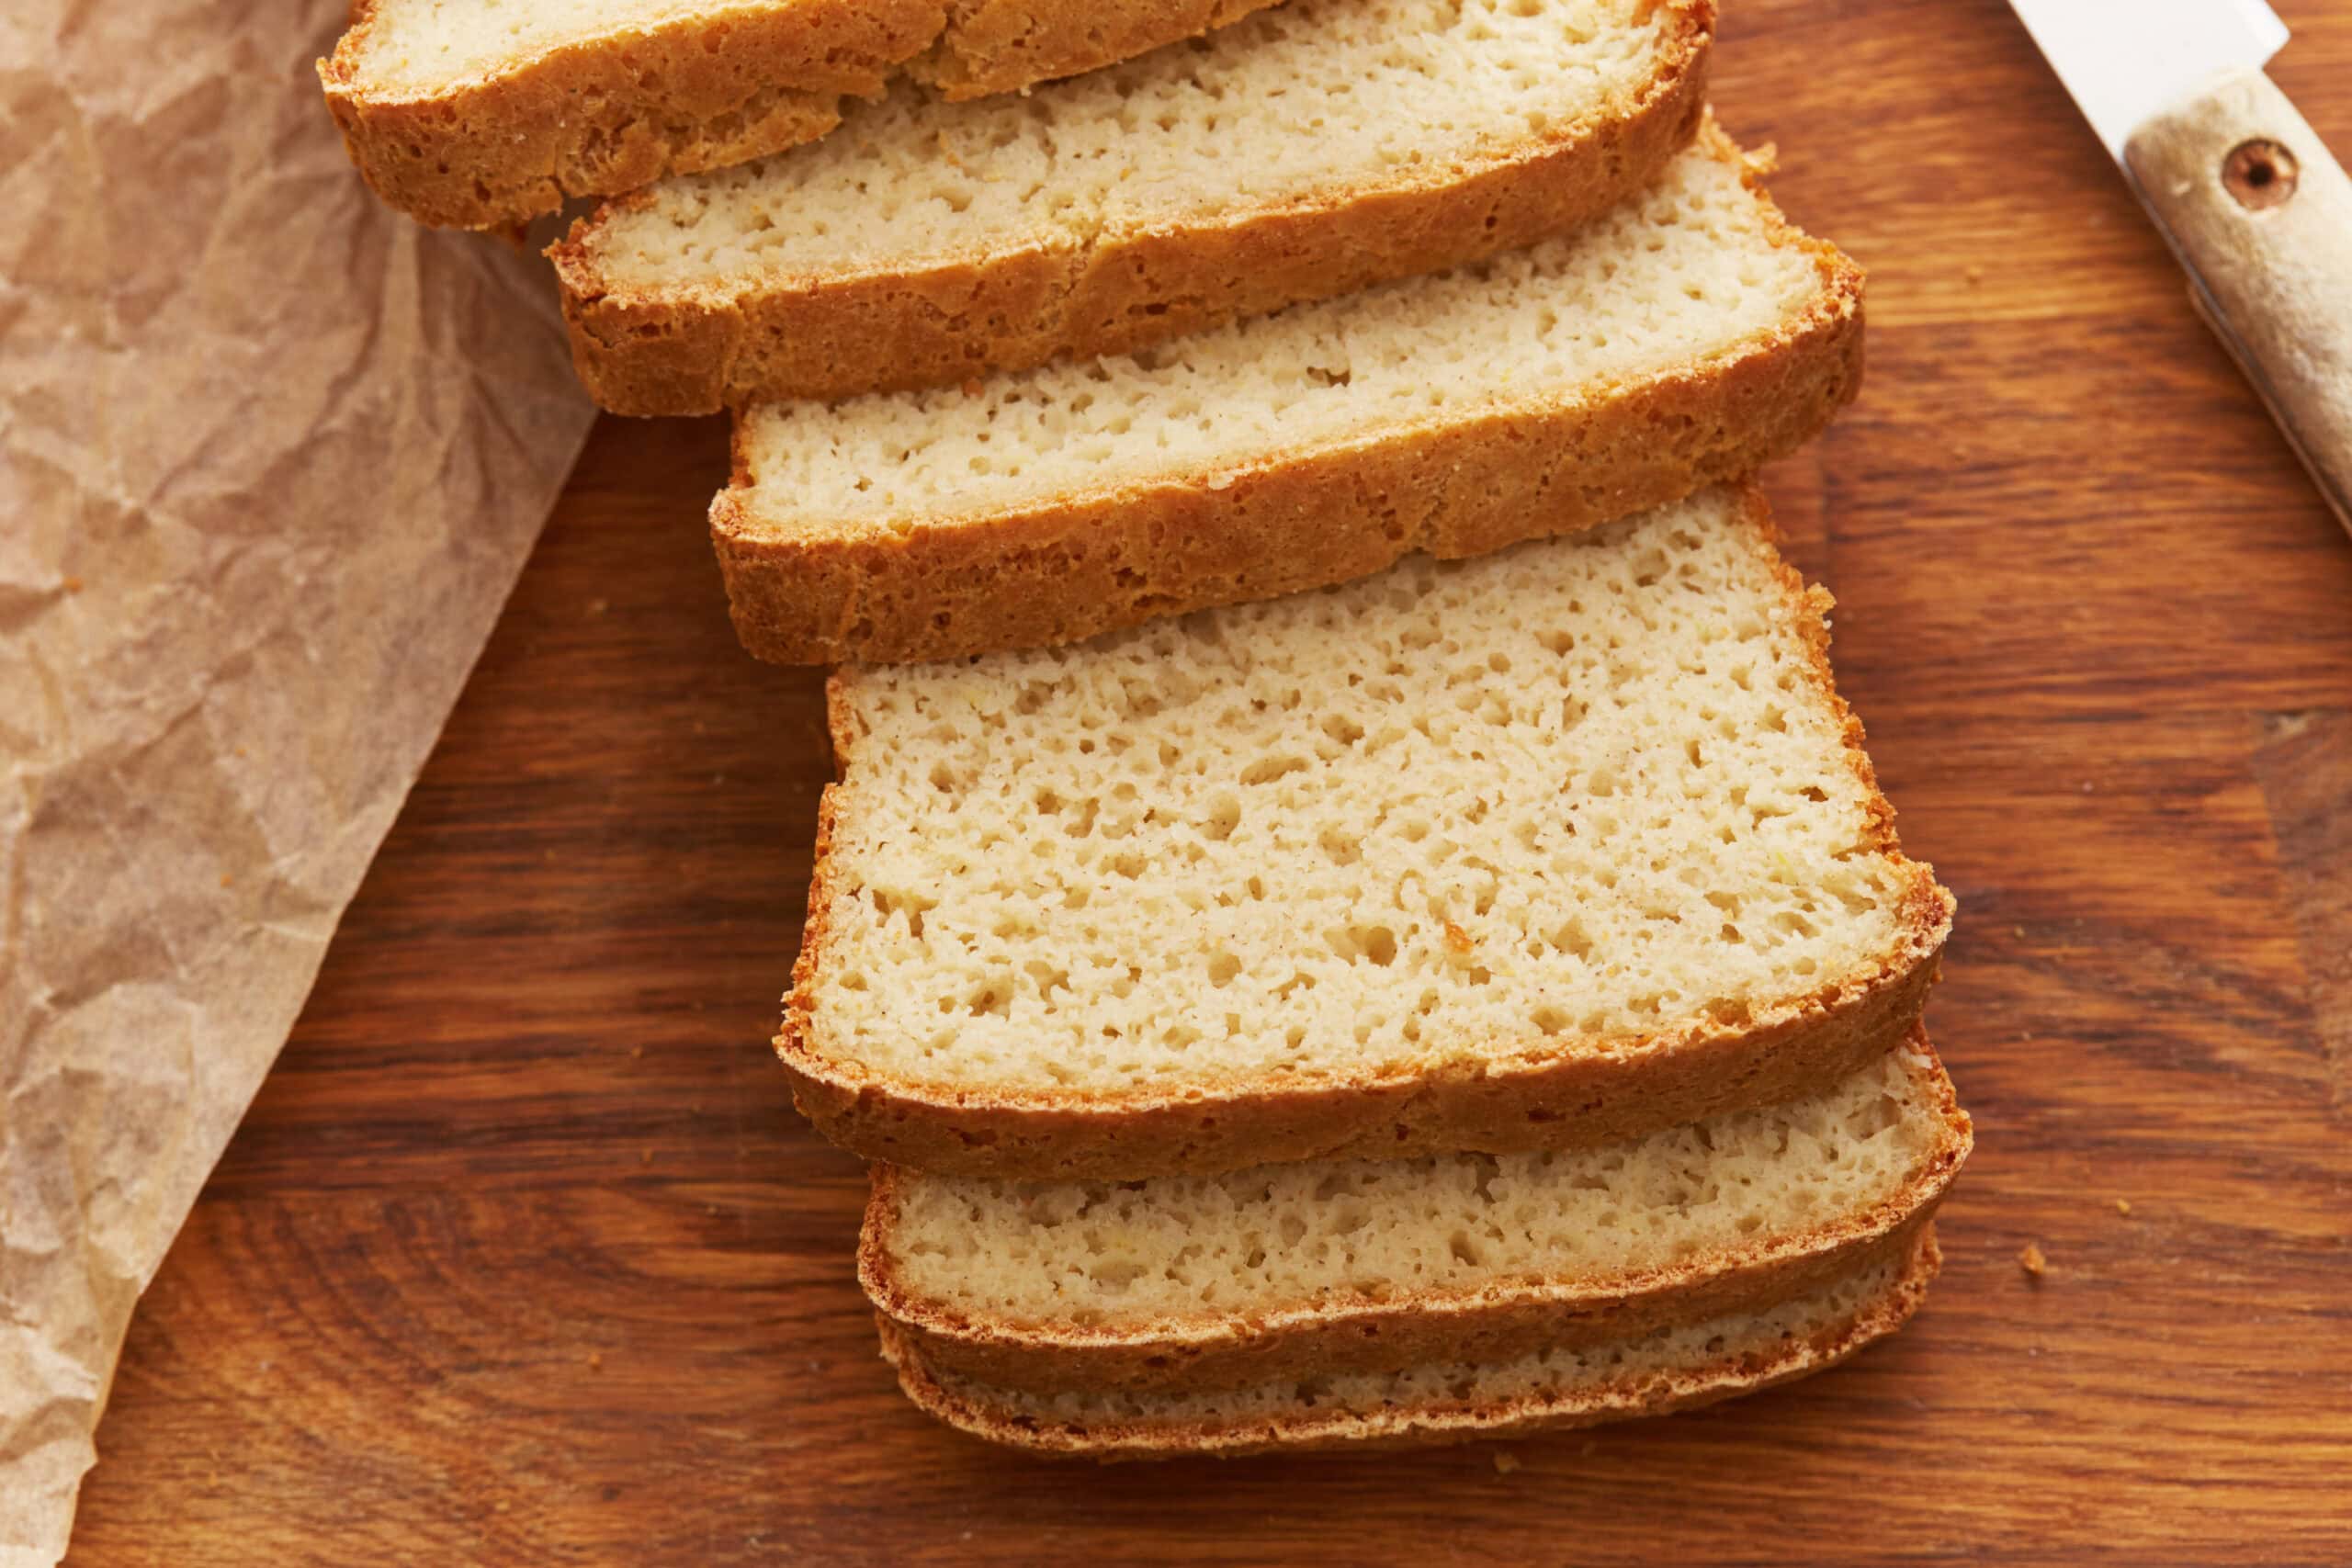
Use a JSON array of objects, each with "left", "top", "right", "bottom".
[{"left": 69, "top": 2, "right": 2352, "bottom": 1561}]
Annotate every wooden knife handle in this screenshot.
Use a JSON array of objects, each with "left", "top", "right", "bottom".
[{"left": 2125, "top": 67, "right": 2352, "bottom": 533}]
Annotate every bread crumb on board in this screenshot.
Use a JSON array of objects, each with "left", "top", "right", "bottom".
[
  {"left": 2018, "top": 1243, "right": 2048, "bottom": 1280},
  {"left": 1492, "top": 1451, "right": 1521, "bottom": 1475},
  {"left": 2115, "top": 1198, "right": 2132, "bottom": 1216}
]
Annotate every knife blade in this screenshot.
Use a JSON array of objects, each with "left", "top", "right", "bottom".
[
  {"left": 2008, "top": 0, "right": 2287, "bottom": 158},
  {"left": 2008, "top": 0, "right": 2352, "bottom": 534}
]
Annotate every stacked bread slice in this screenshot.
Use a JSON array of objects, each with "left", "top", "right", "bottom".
[
  {"left": 321, "top": 0, "right": 1300, "bottom": 228},
  {"left": 865, "top": 1039, "right": 1968, "bottom": 1410},
  {"left": 886, "top": 1228, "right": 1945, "bottom": 1456},
  {"left": 784, "top": 489, "right": 1951, "bottom": 1175},
  {"left": 546, "top": 0, "right": 1713, "bottom": 410},
  {"left": 325, "top": 0, "right": 1970, "bottom": 1458}
]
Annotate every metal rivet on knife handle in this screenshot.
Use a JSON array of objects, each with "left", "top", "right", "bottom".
[{"left": 2223, "top": 139, "right": 2299, "bottom": 210}]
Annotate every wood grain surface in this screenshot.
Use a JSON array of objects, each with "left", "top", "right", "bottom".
[{"left": 67, "top": 2, "right": 2352, "bottom": 1562}]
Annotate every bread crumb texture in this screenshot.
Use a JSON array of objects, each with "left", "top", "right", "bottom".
[
  {"left": 344, "top": 0, "right": 695, "bottom": 90},
  {"left": 582, "top": 0, "right": 1678, "bottom": 294},
  {"left": 802, "top": 489, "right": 1932, "bottom": 1100},
  {"left": 732, "top": 132, "right": 1811, "bottom": 534},
  {"left": 887, "top": 1048, "right": 1944, "bottom": 1328},
  {"left": 928, "top": 1245, "right": 1910, "bottom": 1427}
]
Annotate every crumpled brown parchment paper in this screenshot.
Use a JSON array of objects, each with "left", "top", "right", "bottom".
[{"left": 0, "top": 4, "right": 598, "bottom": 1561}]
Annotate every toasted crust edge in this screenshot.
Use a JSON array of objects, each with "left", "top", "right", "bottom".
[
  {"left": 317, "top": 0, "right": 1288, "bottom": 230},
  {"left": 712, "top": 121, "right": 1856, "bottom": 665},
  {"left": 550, "top": 2, "right": 1713, "bottom": 412},
  {"left": 878, "top": 1227, "right": 1941, "bottom": 1459},
  {"left": 861, "top": 1031, "right": 1967, "bottom": 1393}
]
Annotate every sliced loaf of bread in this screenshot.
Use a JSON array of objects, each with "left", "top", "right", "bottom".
[
  {"left": 714, "top": 123, "right": 1858, "bottom": 664},
  {"left": 866, "top": 1034, "right": 1968, "bottom": 1392},
  {"left": 321, "top": 0, "right": 1287, "bottom": 228},
  {"left": 779, "top": 486, "right": 1952, "bottom": 1179},
  {"left": 552, "top": 0, "right": 1712, "bottom": 412},
  {"left": 881, "top": 1226, "right": 1939, "bottom": 1457}
]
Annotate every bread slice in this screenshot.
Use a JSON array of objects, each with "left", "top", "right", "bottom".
[
  {"left": 551, "top": 0, "right": 1712, "bottom": 412},
  {"left": 712, "top": 122, "right": 1857, "bottom": 665},
  {"left": 864, "top": 1033, "right": 1966, "bottom": 1393},
  {"left": 320, "top": 0, "right": 1287, "bottom": 229},
  {"left": 778, "top": 485, "right": 1952, "bottom": 1179},
  {"left": 880, "top": 1225, "right": 1939, "bottom": 1458}
]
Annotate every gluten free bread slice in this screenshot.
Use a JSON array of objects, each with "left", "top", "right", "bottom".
[
  {"left": 882, "top": 1226, "right": 1940, "bottom": 1458},
  {"left": 867, "top": 1033, "right": 1968, "bottom": 1393},
  {"left": 714, "top": 122, "right": 1856, "bottom": 665},
  {"left": 779, "top": 486, "right": 1952, "bottom": 1179},
  {"left": 321, "top": 0, "right": 1286, "bottom": 229},
  {"left": 553, "top": 0, "right": 1711, "bottom": 412}
]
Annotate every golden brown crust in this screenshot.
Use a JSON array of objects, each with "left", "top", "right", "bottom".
[
  {"left": 713, "top": 126, "right": 1855, "bottom": 666},
  {"left": 551, "top": 4, "right": 1713, "bottom": 412},
  {"left": 877, "top": 1227, "right": 1940, "bottom": 1458},
  {"left": 781, "top": 931, "right": 1939, "bottom": 1178},
  {"left": 773, "top": 483, "right": 1955, "bottom": 1179},
  {"left": 318, "top": 0, "right": 1289, "bottom": 230},
  {"left": 920, "top": 0, "right": 1283, "bottom": 97},
  {"left": 860, "top": 1032, "right": 1967, "bottom": 1393}
]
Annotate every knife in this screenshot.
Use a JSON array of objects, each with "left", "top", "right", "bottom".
[{"left": 2009, "top": 0, "right": 2352, "bottom": 533}]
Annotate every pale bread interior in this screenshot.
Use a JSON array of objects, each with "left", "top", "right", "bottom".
[
  {"left": 802, "top": 491, "right": 1936, "bottom": 1099},
  {"left": 916, "top": 1241, "right": 1917, "bottom": 1433},
  {"left": 727, "top": 132, "right": 1812, "bottom": 535},
  {"left": 581, "top": 0, "right": 1679, "bottom": 292},
  {"left": 881, "top": 1045, "right": 1948, "bottom": 1329},
  {"left": 343, "top": 0, "right": 720, "bottom": 93}
]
